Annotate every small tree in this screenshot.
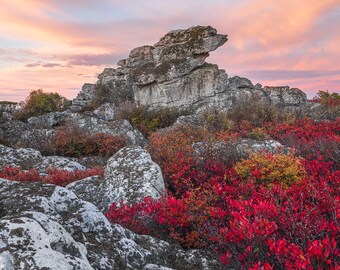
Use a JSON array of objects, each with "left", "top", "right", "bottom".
[{"left": 14, "top": 89, "right": 70, "bottom": 121}]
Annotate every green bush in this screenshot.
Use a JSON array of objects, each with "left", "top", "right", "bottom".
[
  {"left": 118, "top": 103, "right": 183, "bottom": 136},
  {"left": 14, "top": 90, "right": 70, "bottom": 121},
  {"left": 201, "top": 108, "right": 233, "bottom": 132}
]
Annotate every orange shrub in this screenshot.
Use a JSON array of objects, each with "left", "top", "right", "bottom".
[{"left": 149, "top": 124, "right": 209, "bottom": 166}]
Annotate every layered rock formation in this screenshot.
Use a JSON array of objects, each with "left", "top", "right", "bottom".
[{"left": 71, "top": 25, "right": 307, "bottom": 112}]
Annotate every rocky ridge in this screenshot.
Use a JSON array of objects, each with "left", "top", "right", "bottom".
[{"left": 71, "top": 25, "right": 307, "bottom": 112}]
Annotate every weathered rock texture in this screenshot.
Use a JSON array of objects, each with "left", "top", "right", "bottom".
[
  {"left": 72, "top": 25, "right": 307, "bottom": 112},
  {"left": 0, "top": 178, "right": 223, "bottom": 269},
  {"left": 101, "top": 146, "right": 165, "bottom": 211},
  {"left": 66, "top": 147, "right": 165, "bottom": 213}
]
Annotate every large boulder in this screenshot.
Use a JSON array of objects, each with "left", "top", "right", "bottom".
[
  {"left": 24, "top": 111, "right": 145, "bottom": 146},
  {"left": 118, "top": 26, "right": 228, "bottom": 85},
  {"left": 0, "top": 121, "right": 29, "bottom": 146},
  {"left": 263, "top": 86, "right": 307, "bottom": 107},
  {"left": 0, "top": 144, "right": 42, "bottom": 169},
  {"left": 133, "top": 63, "right": 229, "bottom": 109},
  {"left": 99, "top": 146, "right": 165, "bottom": 211},
  {"left": 0, "top": 178, "right": 223, "bottom": 269}
]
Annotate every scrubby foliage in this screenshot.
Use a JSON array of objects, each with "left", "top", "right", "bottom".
[
  {"left": 117, "top": 102, "right": 186, "bottom": 136},
  {"left": 0, "top": 166, "right": 103, "bottom": 186},
  {"left": 52, "top": 124, "right": 126, "bottom": 157},
  {"left": 14, "top": 89, "right": 70, "bottom": 121},
  {"left": 315, "top": 90, "right": 340, "bottom": 107},
  {"left": 107, "top": 93, "right": 340, "bottom": 269}
]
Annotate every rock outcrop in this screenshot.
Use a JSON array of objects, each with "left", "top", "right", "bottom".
[
  {"left": 72, "top": 25, "right": 307, "bottom": 112},
  {"left": 0, "top": 178, "right": 222, "bottom": 269},
  {"left": 70, "top": 83, "right": 95, "bottom": 112}
]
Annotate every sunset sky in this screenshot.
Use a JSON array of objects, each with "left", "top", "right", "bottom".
[{"left": 1, "top": 0, "right": 339, "bottom": 102}]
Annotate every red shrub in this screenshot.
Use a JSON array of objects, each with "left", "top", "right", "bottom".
[
  {"left": 107, "top": 113, "right": 340, "bottom": 268},
  {"left": 0, "top": 166, "right": 104, "bottom": 186},
  {"left": 52, "top": 124, "right": 126, "bottom": 157},
  {"left": 106, "top": 155, "right": 340, "bottom": 269},
  {"left": 269, "top": 118, "right": 340, "bottom": 165}
]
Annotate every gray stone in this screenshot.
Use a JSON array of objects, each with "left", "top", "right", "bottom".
[
  {"left": 100, "top": 146, "right": 165, "bottom": 211},
  {"left": 34, "top": 156, "right": 86, "bottom": 173},
  {"left": 93, "top": 103, "right": 117, "bottom": 121},
  {"left": 70, "top": 83, "right": 95, "bottom": 112},
  {"left": 0, "top": 145, "right": 42, "bottom": 169},
  {"left": 66, "top": 175, "right": 104, "bottom": 208},
  {"left": 263, "top": 86, "right": 307, "bottom": 106},
  {"left": 17, "top": 128, "right": 55, "bottom": 155},
  {"left": 71, "top": 25, "right": 307, "bottom": 112},
  {"left": 233, "top": 139, "right": 289, "bottom": 158},
  {"left": 133, "top": 64, "right": 229, "bottom": 110},
  {"left": 0, "top": 178, "right": 223, "bottom": 269},
  {"left": 0, "top": 121, "right": 29, "bottom": 146},
  {"left": 27, "top": 111, "right": 69, "bottom": 128}
]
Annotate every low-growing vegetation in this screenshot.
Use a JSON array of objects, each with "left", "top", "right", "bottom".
[
  {"left": 52, "top": 124, "right": 126, "bottom": 157},
  {"left": 117, "top": 102, "right": 187, "bottom": 136},
  {"left": 13, "top": 89, "right": 70, "bottom": 121},
  {"left": 0, "top": 166, "right": 103, "bottom": 186},
  {"left": 106, "top": 91, "right": 340, "bottom": 269}
]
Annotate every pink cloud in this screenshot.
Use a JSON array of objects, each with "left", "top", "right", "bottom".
[{"left": 0, "top": 0, "right": 339, "bottom": 101}]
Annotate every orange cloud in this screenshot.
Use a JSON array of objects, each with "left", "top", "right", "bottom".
[{"left": 0, "top": 0, "right": 339, "bottom": 102}]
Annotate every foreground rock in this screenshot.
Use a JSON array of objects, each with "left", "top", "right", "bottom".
[
  {"left": 72, "top": 25, "right": 307, "bottom": 113},
  {"left": 0, "top": 144, "right": 42, "bottom": 169},
  {"left": 100, "top": 146, "right": 165, "bottom": 211},
  {"left": 67, "top": 146, "right": 165, "bottom": 213},
  {"left": 0, "top": 178, "right": 223, "bottom": 269}
]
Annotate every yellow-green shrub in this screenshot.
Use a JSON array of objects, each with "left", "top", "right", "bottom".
[
  {"left": 235, "top": 153, "right": 306, "bottom": 188},
  {"left": 14, "top": 90, "right": 70, "bottom": 121}
]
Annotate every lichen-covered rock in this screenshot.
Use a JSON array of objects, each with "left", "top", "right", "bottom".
[
  {"left": 93, "top": 103, "right": 117, "bottom": 121},
  {"left": 17, "top": 128, "right": 55, "bottom": 154},
  {"left": 0, "top": 145, "right": 42, "bottom": 169},
  {"left": 66, "top": 175, "right": 104, "bottom": 208},
  {"left": 263, "top": 86, "right": 307, "bottom": 106},
  {"left": 0, "top": 121, "right": 29, "bottom": 146},
  {"left": 0, "top": 179, "right": 115, "bottom": 269},
  {"left": 0, "top": 178, "right": 223, "bottom": 269},
  {"left": 193, "top": 139, "right": 288, "bottom": 164},
  {"left": 70, "top": 83, "right": 95, "bottom": 112},
  {"left": 70, "top": 25, "right": 307, "bottom": 113},
  {"left": 69, "top": 115, "right": 145, "bottom": 146},
  {"left": 133, "top": 63, "right": 229, "bottom": 109},
  {"left": 100, "top": 146, "right": 165, "bottom": 211},
  {"left": 233, "top": 139, "right": 289, "bottom": 158},
  {"left": 27, "top": 111, "right": 71, "bottom": 128},
  {"left": 34, "top": 156, "right": 86, "bottom": 173},
  {"left": 118, "top": 26, "right": 228, "bottom": 85}
]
